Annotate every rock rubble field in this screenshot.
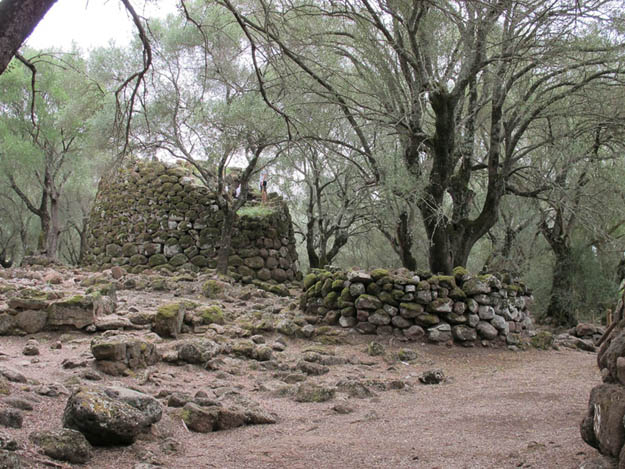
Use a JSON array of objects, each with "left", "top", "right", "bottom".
[{"left": 0, "top": 263, "right": 608, "bottom": 469}]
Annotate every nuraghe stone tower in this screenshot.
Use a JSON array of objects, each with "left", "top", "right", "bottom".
[{"left": 82, "top": 159, "right": 299, "bottom": 282}]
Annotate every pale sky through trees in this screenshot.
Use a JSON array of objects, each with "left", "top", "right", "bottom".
[{"left": 25, "top": 0, "right": 177, "bottom": 52}]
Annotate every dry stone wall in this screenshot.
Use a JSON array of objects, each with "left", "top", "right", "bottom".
[
  {"left": 82, "top": 160, "right": 299, "bottom": 282},
  {"left": 301, "top": 267, "right": 533, "bottom": 344}
]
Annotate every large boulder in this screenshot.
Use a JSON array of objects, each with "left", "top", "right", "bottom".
[
  {"left": 599, "top": 328, "right": 625, "bottom": 384},
  {"left": 63, "top": 386, "right": 162, "bottom": 445},
  {"left": 580, "top": 384, "right": 625, "bottom": 458}
]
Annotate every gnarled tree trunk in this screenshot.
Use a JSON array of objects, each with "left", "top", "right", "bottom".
[{"left": 0, "top": 0, "right": 58, "bottom": 74}]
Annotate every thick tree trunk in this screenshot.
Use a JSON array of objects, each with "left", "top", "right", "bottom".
[
  {"left": 545, "top": 247, "right": 578, "bottom": 327},
  {"left": 396, "top": 211, "right": 417, "bottom": 271},
  {"left": 0, "top": 0, "right": 58, "bottom": 74},
  {"left": 216, "top": 208, "right": 236, "bottom": 275},
  {"left": 46, "top": 195, "right": 61, "bottom": 259},
  {"left": 38, "top": 210, "right": 50, "bottom": 253}
]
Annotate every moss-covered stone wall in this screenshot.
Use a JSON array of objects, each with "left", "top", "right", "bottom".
[
  {"left": 82, "top": 160, "right": 299, "bottom": 282},
  {"left": 301, "top": 267, "right": 533, "bottom": 344}
]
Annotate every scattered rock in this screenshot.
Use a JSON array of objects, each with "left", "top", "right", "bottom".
[
  {"left": 3, "top": 398, "right": 33, "bottom": 411},
  {"left": 30, "top": 428, "right": 93, "bottom": 464},
  {"left": 21, "top": 339, "right": 39, "bottom": 356},
  {"left": 0, "top": 431, "right": 18, "bottom": 450},
  {"left": 294, "top": 383, "right": 335, "bottom": 402},
  {"left": 419, "top": 369, "right": 446, "bottom": 385},
  {"left": 297, "top": 360, "right": 329, "bottom": 376},
  {"left": 332, "top": 403, "right": 354, "bottom": 414},
  {"left": 0, "top": 450, "right": 22, "bottom": 468},
  {"left": 367, "top": 341, "right": 385, "bottom": 356},
  {"left": 397, "top": 348, "right": 418, "bottom": 362},
  {"left": 0, "top": 409, "right": 22, "bottom": 428}
]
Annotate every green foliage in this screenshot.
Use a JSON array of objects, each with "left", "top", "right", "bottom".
[{"left": 237, "top": 205, "right": 276, "bottom": 218}]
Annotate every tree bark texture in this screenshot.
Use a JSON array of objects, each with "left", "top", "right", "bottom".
[
  {"left": 546, "top": 247, "right": 578, "bottom": 327},
  {"left": 0, "top": 0, "right": 58, "bottom": 74},
  {"left": 216, "top": 206, "right": 236, "bottom": 275}
]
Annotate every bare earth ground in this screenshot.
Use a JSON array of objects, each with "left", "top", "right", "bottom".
[
  {"left": 1, "top": 334, "right": 600, "bottom": 469},
  {"left": 0, "top": 269, "right": 603, "bottom": 469}
]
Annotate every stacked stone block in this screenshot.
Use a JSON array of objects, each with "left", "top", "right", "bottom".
[
  {"left": 300, "top": 268, "right": 533, "bottom": 343},
  {"left": 82, "top": 160, "right": 299, "bottom": 282}
]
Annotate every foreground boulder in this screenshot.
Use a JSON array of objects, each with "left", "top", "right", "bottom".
[
  {"left": 581, "top": 384, "right": 625, "bottom": 458},
  {"left": 581, "top": 316, "right": 625, "bottom": 466},
  {"left": 30, "top": 428, "right": 92, "bottom": 464},
  {"left": 63, "top": 386, "right": 162, "bottom": 445}
]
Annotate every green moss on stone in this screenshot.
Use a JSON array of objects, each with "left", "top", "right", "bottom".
[
  {"left": 157, "top": 303, "right": 181, "bottom": 319},
  {"left": 370, "top": 268, "right": 390, "bottom": 281},
  {"left": 452, "top": 266, "right": 469, "bottom": 277},
  {"left": 302, "top": 273, "right": 317, "bottom": 291},
  {"left": 324, "top": 291, "right": 339, "bottom": 308},
  {"left": 148, "top": 254, "right": 167, "bottom": 267},
  {"left": 200, "top": 306, "right": 225, "bottom": 325},
  {"left": 202, "top": 280, "right": 223, "bottom": 298}
]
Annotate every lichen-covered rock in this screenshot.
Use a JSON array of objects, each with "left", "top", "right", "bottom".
[
  {"left": 295, "top": 383, "right": 335, "bottom": 403},
  {"left": 177, "top": 338, "right": 220, "bottom": 364},
  {"left": 47, "top": 295, "right": 95, "bottom": 330},
  {"left": 354, "top": 294, "right": 382, "bottom": 311},
  {"left": 63, "top": 386, "right": 160, "bottom": 445},
  {"left": 462, "top": 278, "right": 491, "bottom": 296},
  {"left": 29, "top": 429, "right": 92, "bottom": 464},
  {"left": 91, "top": 335, "right": 159, "bottom": 375},
  {"left": 153, "top": 302, "right": 185, "bottom": 338}
]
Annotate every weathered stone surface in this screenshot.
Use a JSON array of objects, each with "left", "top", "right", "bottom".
[
  {"left": 91, "top": 335, "right": 159, "bottom": 375},
  {"left": 295, "top": 383, "right": 335, "bottom": 402},
  {"left": 354, "top": 295, "right": 382, "bottom": 311},
  {"left": 177, "top": 338, "right": 220, "bottom": 364},
  {"left": 452, "top": 325, "right": 477, "bottom": 342},
  {"left": 404, "top": 325, "right": 425, "bottom": 340},
  {"left": 153, "top": 303, "right": 185, "bottom": 338},
  {"left": 475, "top": 321, "right": 498, "bottom": 340},
  {"left": 399, "top": 303, "right": 424, "bottom": 319},
  {"left": 29, "top": 429, "right": 93, "bottom": 464},
  {"left": 63, "top": 386, "right": 161, "bottom": 445},
  {"left": 0, "top": 315, "right": 16, "bottom": 335},
  {"left": 15, "top": 310, "right": 47, "bottom": 334},
  {"left": 463, "top": 278, "right": 491, "bottom": 296},
  {"left": 427, "top": 323, "right": 451, "bottom": 342},
  {"left": 0, "top": 409, "right": 22, "bottom": 429},
  {"left": 47, "top": 296, "right": 95, "bottom": 330},
  {"left": 427, "top": 298, "right": 453, "bottom": 314},
  {"left": 581, "top": 384, "right": 625, "bottom": 457}
]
